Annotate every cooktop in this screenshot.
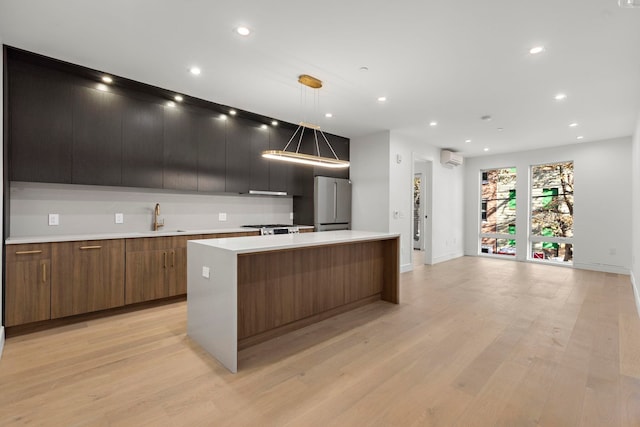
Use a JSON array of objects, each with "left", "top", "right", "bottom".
[{"left": 242, "top": 224, "right": 294, "bottom": 228}]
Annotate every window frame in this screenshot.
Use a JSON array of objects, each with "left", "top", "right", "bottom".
[
  {"left": 529, "top": 161, "right": 574, "bottom": 264},
  {"left": 478, "top": 167, "right": 518, "bottom": 258}
]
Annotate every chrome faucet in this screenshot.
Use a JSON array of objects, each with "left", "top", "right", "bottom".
[{"left": 153, "top": 203, "right": 164, "bottom": 231}]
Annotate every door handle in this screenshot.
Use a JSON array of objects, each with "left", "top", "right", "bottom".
[
  {"left": 42, "top": 263, "right": 47, "bottom": 283},
  {"left": 80, "top": 245, "right": 102, "bottom": 250},
  {"left": 172, "top": 251, "right": 175, "bottom": 268},
  {"left": 16, "top": 250, "right": 42, "bottom": 255},
  {"left": 164, "top": 252, "right": 167, "bottom": 269}
]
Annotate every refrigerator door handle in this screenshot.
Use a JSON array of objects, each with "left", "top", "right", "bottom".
[{"left": 333, "top": 182, "right": 338, "bottom": 221}]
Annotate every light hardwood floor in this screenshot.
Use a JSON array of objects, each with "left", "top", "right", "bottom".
[{"left": 1, "top": 256, "right": 640, "bottom": 426}]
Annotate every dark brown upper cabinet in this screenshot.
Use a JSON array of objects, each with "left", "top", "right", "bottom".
[
  {"left": 9, "top": 60, "right": 73, "bottom": 184},
  {"left": 268, "top": 126, "right": 294, "bottom": 194},
  {"left": 163, "top": 105, "right": 198, "bottom": 191},
  {"left": 121, "top": 96, "right": 164, "bottom": 189},
  {"left": 197, "top": 112, "right": 226, "bottom": 193},
  {"left": 5, "top": 47, "right": 348, "bottom": 197},
  {"left": 226, "top": 117, "right": 270, "bottom": 193},
  {"left": 72, "top": 85, "right": 124, "bottom": 186},
  {"left": 249, "top": 123, "right": 270, "bottom": 193},
  {"left": 319, "top": 134, "right": 350, "bottom": 180}
]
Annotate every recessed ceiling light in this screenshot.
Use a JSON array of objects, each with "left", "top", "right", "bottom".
[
  {"left": 577, "top": 136, "right": 584, "bottom": 140},
  {"left": 483, "top": 147, "right": 490, "bottom": 152},
  {"left": 529, "top": 46, "right": 545, "bottom": 55},
  {"left": 465, "top": 139, "right": 472, "bottom": 143},
  {"left": 97, "top": 83, "right": 108, "bottom": 92},
  {"left": 569, "top": 122, "right": 578, "bottom": 127},
  {"left": 229, "top": 110, "right": 237, "bottom": 116},
  {"left": 261, "top": 124, "right": 268, "bottom": 129},
  {"left": 219, "top": 114, "right": 227, "bottom": 120},
  {"left": 235, "top": 26, "right": 251, "bottom": 36},
  {"left": 359, "top": 66, "right": 369, "bottom": 72},
  {"left": 101, "top": 76, "right": 113, "bottom": 83},
  {"left": 377, "top": 96, "right": 387, "bottom": 102},
  {"left": 325, "top": 113, "right": 333, "bottom": 118},
  {"left": 271, "top": 120, "right": 278, "bottom": 126},
  {"left": 174, "top": 95, "right": 183, "bottom": 102},
  {"left": 480, "top": 115, "right": 492, "bottom": 121},
  {"left": 166, "top": 101, "right": 175, "bottom": 108},
  {"left": 554, "top": 93, "right": 567, "bottom": 101},
  {"left": 189, "top": 67, "right": 201, "bottom": 76},
  {"left": 497, "top": 128, "right": 504, "bottom": 132},
  {"left": 429, "top": 121, "right": 437, "bottom": 127}
]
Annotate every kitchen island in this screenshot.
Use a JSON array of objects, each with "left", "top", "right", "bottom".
[{"left": 187, "top": 230, "right": 400, "bottom": 372}]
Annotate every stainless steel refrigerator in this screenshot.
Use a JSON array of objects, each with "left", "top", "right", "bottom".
[{"left": 314, "top": 176, "right": 351, "bottom": 231}]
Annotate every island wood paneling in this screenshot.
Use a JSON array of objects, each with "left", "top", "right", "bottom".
[{"left": 237, "top": 237, "right": 399, "bottom": 346}]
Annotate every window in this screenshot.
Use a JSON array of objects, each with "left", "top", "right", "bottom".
[
  {"left": 530, "top": 162, "right": 574, "bottom": 263},
  {"left": 479, "top": 168, "right": 517, "bottom": 257}
]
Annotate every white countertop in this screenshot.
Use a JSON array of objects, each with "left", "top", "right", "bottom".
[
  {"left": 190, "top": 230, "right": 399, "bottom": 254},
  {"left": 5, "top": 226, "right": 314, "bottom": 245}
]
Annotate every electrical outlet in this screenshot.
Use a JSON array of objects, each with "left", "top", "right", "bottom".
[
  {"left": 48, "top": 213, "right": 59, "bottom": 226},
  {"left": 219, "top": 212, "right": 227, "bottom": 221},
  {"left": 202, "top": 266, "right": 210, "bottom": 279},
  {"left": 115, "top": 213, "right": 124, "bottom": 224}
]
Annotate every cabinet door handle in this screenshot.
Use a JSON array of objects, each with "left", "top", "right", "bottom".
[
  {"left": 164, "top": 252, "right": 167, "bottom": 268},
  {"left": 172, "top": 251, "right": 175, "bottom": 268},
  {"left": 80, "top": 245, "right": 102, "bottom": 250},
  {"left": 42, "top": 263, "right": 47, "bottom": 283},
  {"left": 16, "top": 250, "right": 43, "bottom": 255}
]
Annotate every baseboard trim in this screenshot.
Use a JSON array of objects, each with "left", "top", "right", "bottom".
[
  {"left": 572, "top": 262, "right": 630, "bottom": 275},
  {"left": 401, "top": 263, "right": 413, "bottom": 273},
  {"left": 631, "top": 271, "right": 640, "bottom": 318},
  {"left": 432, "top": 252, "right": 464, "bottom": 265},
  {"left": 0, "top": 326, "right": 5, "bottom": 360}
]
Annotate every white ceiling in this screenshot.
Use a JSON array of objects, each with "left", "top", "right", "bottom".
[{"left": 1, "top": 0, "right": 640, "bottom": 157}]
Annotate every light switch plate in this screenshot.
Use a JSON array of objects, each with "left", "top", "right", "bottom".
[
  {"left": 48, "top": 213, "right": 59, "bottom": 226},
  {"left": 202, "top": 266, "right": 210, "bottom": 279},
  {"left": 219, "top": 213, "right": 227, "bottom": 221},
  {"left": 289, "top": 212, "right": 294, "bottom": 220},
  {"left": 115, "top": 213, "right": 124, "bottom": 224}
]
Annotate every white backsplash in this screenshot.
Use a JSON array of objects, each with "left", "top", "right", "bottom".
[{"left": 9, "top": 182, "right": 294, "bottom": 237}]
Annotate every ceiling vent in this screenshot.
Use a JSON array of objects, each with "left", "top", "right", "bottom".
[
  {"left": 440, "top": 150, "right": 463, "bottom": 167},
  {"left": 619, "top": 0, "right": 640, "bottom": 7}
]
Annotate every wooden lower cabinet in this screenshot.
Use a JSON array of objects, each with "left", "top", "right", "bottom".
[
  {"left": 199, "top": 231, "right": 260, "bottom": 239},
  {"left": 125, "top": 236, "right": 191, "bottom": 304},
  {"left": 5, "top": 243, "right": 52, "bottom": 326},
  {"left": 51, "top": 239, "right": 125, "bottom": 318},
  {"left": 4, "top": 231, "right": 262, "bottom": 326}
]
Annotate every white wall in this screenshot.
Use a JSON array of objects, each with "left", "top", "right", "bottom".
[
  {"left": 351, "top": 130, "right": 465, "bottom": 272},
  {"left": 464, "top": 137, "right": 632, "bottom": 274},
  {"left": 9, "top": 182, "right": 294, "bottom": 237},
  {"left": 631, "top": 113, "right": 640, "bottom": 312},
  {"left": 391, "top": 131, "right": 465, "bottom": 266},
  {"left": 350, "top": 131, "right": 391, "bottom": 233}
]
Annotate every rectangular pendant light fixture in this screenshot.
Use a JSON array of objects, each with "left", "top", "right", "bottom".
[{"left": 262, "top": 75, "right": 350, "bottom": 169}]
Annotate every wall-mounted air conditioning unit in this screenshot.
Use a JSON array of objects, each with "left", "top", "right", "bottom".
[{"left": 440, "top": 150, "right": 463, "bottom": 167}]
